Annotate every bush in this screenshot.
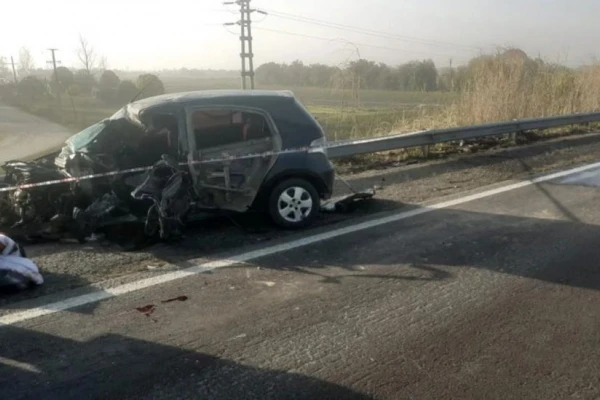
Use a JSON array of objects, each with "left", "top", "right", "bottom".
[
  {"left": 56, "top": 67, "right": 74, "bottom": 90},
  {"left": 99, "top": 70, "right": 120, "bottom": 89},
  {"left": 97, "top": 87, "right": 118, "bottom": 105},
  {"left": 117, "top": 80, "right": 138, "bottom": 104},
  {"left": 74, "top": 70, "right": 96, "bottom": 95},
  {"left": 0, "top": 82, "right": 17, "bottom": 101},
  {"left": 17, "top": 76, "right": 48, "bottom": 102},
  {"left": 67, "top": 84, "right": 82, "bottom": 97},
  {"left": 135, "top": 74, "right": 165, "bottom": 99}
]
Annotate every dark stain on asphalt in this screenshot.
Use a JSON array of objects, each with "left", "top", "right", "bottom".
[
  {"left": 136, "top": 304, "right": 156, "bottom": 316},
  {"left": 161, "top": 296, "right": 189, "bottom": 303}
]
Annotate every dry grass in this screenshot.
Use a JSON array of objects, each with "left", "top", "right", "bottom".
[
  {"left": 335, "top": 54, "right": 600, "bottom": 172},
  {"left": 395, "top": 53, "right": 600, "bottom": 132},
  {"left": 453, "top": 60, "right": 600, "bottom": 124}
]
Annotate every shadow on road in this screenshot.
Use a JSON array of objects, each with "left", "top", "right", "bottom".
[
  {"left": 0, "top": 326, "right": 373, "bottom": 400},
  {"left": 249, "top": 197, "right": 600, "bottom": 291},
  {"left": 101, "top": 198, "right": 402, "bottom": 264}
]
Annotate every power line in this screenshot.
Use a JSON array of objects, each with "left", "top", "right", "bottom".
[
  {"left": 253, "top": 26, "right": 468, "bottom": 60},
  {"left": 259, "top": 8, "right": 481, "bottom": 53},
  {"left": 263, "top": 8, "right": 479, "bottom": 51}
]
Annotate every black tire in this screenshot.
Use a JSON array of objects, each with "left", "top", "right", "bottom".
[{"left": 268, "top": 178, "right": 319, "bottom": 229}]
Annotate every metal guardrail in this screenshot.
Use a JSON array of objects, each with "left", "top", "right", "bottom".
[
  {"left": 2, "top": 111, "right": 600, "bottom": 185},
  {"left": 326, "top": 111, "right": 600, "bottom": 159}
]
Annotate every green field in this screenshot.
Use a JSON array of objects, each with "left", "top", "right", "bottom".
[
  {"left": 157, "top": 75, "right": 458, "bottom": 139},
  {"left": 156, "top": 74, "right": 456, "bottom": 108},
  {"left": 11, "top": 75, "right": 456, "bottom": 141},
  {"left": 47, "top": 99, "right": 445, "bottom": 141}
]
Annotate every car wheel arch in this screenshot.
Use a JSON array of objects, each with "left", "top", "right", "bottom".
[{"left": 251, "top": 171, "right": 328, "bottom": 211}]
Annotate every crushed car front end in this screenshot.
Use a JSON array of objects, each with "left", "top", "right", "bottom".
[{"left": 0, "top": 102, "right": 190, "bottom": 245}]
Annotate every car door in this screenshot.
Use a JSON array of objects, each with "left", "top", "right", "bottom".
[{"left": 184, "top": 105, "right": 281, "bottom": 212}]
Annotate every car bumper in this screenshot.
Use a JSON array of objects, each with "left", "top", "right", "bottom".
[{"left": 306, "top": 152, "right": 335, "bottom": 199}]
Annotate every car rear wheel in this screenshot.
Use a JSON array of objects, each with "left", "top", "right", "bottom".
[{"left": 268, "top": 178, "right": 319, "bottom": 229}]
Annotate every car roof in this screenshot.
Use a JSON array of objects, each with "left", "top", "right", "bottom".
[{"left": 130, "top": 89, "right": 296, "bottom": 112}]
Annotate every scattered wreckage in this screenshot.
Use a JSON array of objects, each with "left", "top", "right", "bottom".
[{"left": 0, "top": 90, "right": 375, "bottom": 248}]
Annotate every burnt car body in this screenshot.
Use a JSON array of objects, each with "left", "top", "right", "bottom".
[{"left": 0, "top": 90, "right": 335, "bottom": 244}]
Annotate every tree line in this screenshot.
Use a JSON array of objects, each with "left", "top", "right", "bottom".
[
  {"left": 2, "top": 44, "right": 586, "bottom": 108},
  {"left": 2, "top": 67, "right": 166, "bottom": 107},
  {"left": 255, "top": 59, "right": 466, "bottom": 92},
  {"left": 254, "top": 50, "right": 563, "bottom": 93},
  {"left": 0, "top": 35, "right": 166, "bottom": 106}
]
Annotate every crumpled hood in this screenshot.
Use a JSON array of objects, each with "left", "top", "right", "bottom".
[{"left": 54, "top": 106, "right": 145, "bottom": 171}]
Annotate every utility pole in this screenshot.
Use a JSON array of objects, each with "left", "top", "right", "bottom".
[
  {"left": 449, "top": 58, "right": 454, "bottom": 92},
  {"left": 243, "top": 0, "right": 255, "bottom": 90},
  {"left": 10, "top": 56, "right": 18, "bottom": 83},
  {"left": 46, "top": 48, "right": 62, "bottom": 100},
  {"left": 224, "top": 0, "right": 266, "bottom": 89},
  {"left": 239, "top": 1, "right": 248, "bottom": 89},
  {"left": 47, "top": 49, "right": 60, "bottom": 86}
]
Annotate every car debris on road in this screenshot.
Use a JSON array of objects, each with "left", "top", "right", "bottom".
[
  {"left": 0, "top": 90, "right": 376, "bottom": 249},
  {"left": 321, "top": 188, "right": 377, "bottom": 213}
]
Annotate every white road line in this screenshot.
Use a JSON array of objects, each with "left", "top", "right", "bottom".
[
  {"left": 2, "top": 160, "right": 600, "bottom": 327},
  {"left": 0, "top": 356, "right": 41, "bottom": 373}
]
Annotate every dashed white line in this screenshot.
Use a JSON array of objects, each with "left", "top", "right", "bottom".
[{"left": 2, "top": 160, "right": 600, "bottom": 326}]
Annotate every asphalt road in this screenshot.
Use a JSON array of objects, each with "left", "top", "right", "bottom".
[
  {"left": 4, "top": 129, "right": 600, "bottom": 308},
  {"left": 0, "top": 103, "right": 73, "bottom": 162},
  {"left": 2, "top": 160, "right": 600, "bottom": 399}
]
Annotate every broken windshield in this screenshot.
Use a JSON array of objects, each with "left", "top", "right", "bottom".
[
  {"left": 65, "top": 120, "right": 109, "bottom": 151},
  {"left": 64, "top": 107, "right": 139, "bottom": 152}
]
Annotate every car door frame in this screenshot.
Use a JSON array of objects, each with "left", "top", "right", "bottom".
[{"left": 183, "top": 104, "right": 282, "bottom": 212}]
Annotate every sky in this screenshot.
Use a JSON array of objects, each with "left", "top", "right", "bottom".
[{"left": 1, "top": 0, "right": 599, "bottom": 71}]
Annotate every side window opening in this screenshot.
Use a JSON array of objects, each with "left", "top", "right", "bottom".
[
  {"left": 139, "top": 114, "right": 180, "bottom": 163},
  {"left": 191, "top": 109, "right": 271, "bottom": 149}
]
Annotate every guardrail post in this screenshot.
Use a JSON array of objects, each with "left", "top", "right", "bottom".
[
  {"left": 509, "top": 132, "right": 517, "bottom": 143},
  {"left": 421, "top": 144, "right": 430, "bottom": 158}
]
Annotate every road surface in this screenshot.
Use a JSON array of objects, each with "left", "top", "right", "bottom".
[
  {"left": 0, "top": 103, "right": 73, "bottom": 162},
  {"left": 2, "top": 158, "right": 600, "bottom": 399}
]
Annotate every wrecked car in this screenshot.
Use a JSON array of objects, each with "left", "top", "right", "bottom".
[{"left": 0, "top": 90, "right": 339, "bottom": 245}]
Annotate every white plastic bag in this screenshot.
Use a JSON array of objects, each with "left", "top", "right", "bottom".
[
  {"left": 0, "top": 233, "right": 26, "bottom": 256},
  {"left": 0, "top": 234, "right": 43, "bottom": 291}
]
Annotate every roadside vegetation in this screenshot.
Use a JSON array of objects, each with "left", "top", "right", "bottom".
[{"left": 1, "top": 45, "right": 600, "bottom": 165}]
